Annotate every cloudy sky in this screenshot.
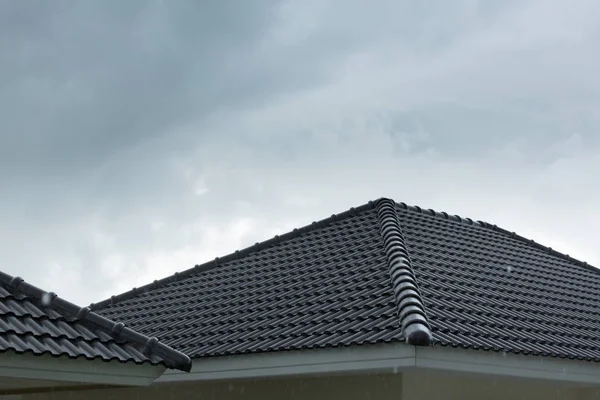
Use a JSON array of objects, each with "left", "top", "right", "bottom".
[{"left": 1, "top": 0, "right": 599, "bottom": 305}]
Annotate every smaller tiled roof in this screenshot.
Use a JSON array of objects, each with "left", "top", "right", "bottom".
[{"left": 0, "top": 271, "right": 192, "bottom": 372}]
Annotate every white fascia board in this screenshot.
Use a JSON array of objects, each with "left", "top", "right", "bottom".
[
  {"left": 158, "top": 343, "right": 600, "bottom": 385},
  {"left": 416, "top": 346, "right": 600, "bottom": 385},
  {"left": 157, "top": 343, "right": 416, "bottom": 383},
  {"left": 0, "top": 351, "right": 166, "bottom": 387}
]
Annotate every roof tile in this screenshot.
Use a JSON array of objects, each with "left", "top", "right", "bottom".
[
  {"left": 94, "top": 198, "right": 600, "bottom": 363},
  {"left": 98, "top": 204, "right": 403, "bottom": 357},
  {"left": 0, "top": 271, "right": 192, "bottom": 371}
]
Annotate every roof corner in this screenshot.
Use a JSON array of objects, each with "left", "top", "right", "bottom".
[
  {"left": 0, "top": 271, "right": 192, "bottom": 372},
  {"left": 374, "top": 197, "right": 433, "bottom": 346}
]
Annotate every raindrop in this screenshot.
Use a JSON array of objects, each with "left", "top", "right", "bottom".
[
  {"left": 502, "top": 351, "right": 507, "bottom": 358},
  {"left": 506, "top": 266, "right": 513, "bottom": 273},
  {"left": 228, "top": 383, "right": 234, "bottom": 392},
  {"left": 393, "top": 366, "right": 398, "bottom": 374},
  {"left": 41, "top": 292, "right": 53, "bottom": 307}
]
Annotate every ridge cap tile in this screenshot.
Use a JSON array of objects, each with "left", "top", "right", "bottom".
[{"left": 374, "top": 198, "right": 432, "bottom": 346}]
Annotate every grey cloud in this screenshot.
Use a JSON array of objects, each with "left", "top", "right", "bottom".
[
  {"left": 0, "top": 0, "right": 288, "bottom": 298},
  {"left": 2, "top": 0, "right": 600, "bottom": 304},
  {"left": 0, "top": 0, "right": 289, "bottom": 178}
]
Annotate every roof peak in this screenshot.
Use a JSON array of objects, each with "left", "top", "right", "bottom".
[
  {"left": 93, "top": 196, "right": 597, "bottom": 311},
  {"left": 0, "top": 271, "right": 192, "bottom": 372}
]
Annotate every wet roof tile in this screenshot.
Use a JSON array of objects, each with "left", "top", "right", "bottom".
[
  {"left": 0, "top": 272, "right": 192, "bottom": 371},
  {"left": 94, "top": 198, "right": 600, "bottom": 362}
]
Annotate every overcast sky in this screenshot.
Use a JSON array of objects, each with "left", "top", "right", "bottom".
[{"left": 1, "top": 0, "right": 599, "bottom": 305}]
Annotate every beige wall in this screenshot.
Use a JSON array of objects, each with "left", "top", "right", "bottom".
[
  {"left": 402, "top": 369, "right": 593, "bottom": 400},
  {"left": 16, "top": 369, "right": 600, "bottom": 400}
]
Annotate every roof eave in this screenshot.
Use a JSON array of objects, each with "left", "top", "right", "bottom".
[
  {"left": 0, "top": 350, "right": 166, "bottom": 388},
  {"left": 156, "top": 343, "right": 600, "bottom": 385}
]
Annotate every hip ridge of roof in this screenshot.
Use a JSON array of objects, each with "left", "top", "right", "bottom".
[{"left": 374, "top": 197, "right": 432, "bottom": 346}]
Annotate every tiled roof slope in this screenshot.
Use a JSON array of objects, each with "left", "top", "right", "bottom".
[
  {"left": 397, "top": 202, "right": 600, "bottom": 361},
  {"left": 95, "top": 202, "right": 410, "bottom": 357},
  {"left": 0, "top": 271, "right": 192, "bottom": 372},
  {"left": 94, "top": 198, "right": 600, "bottom": 363}
]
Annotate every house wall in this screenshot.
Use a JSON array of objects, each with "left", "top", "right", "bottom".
[
  {"left": 16, "top": 369, "right": 600, "bottom": 400},
  {"left": 402, "top": 369, "right": 589, "bottom": 400},
  {"left": 18, "top": 372, "right": 404, "bottom": 400}
]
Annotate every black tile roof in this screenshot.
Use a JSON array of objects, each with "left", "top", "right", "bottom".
[
  {"left": 0, "top": 271, "right": 192, "bottom": 372},
  {"left": 93, "top": 197, "right": 600, "bottom": 362}
]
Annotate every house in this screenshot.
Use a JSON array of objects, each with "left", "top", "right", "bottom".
[
  {"left": 0, "top": 270, "right": 191, "bottom": 397},
  {"left": 13, "top": 197, "right": 600, "bottom": 399}
]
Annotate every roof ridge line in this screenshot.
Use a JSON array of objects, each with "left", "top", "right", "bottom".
[
  {"left": 396, "top": 202, "right": 597, "bottom": 272},
  {"left": 0, "top": 271, "right": 192, "bottom": 372},
  {"left": 396, "top": 202, "right": 487, "bottom": 227},
  {"left": 374, "top": 198, "right": 432, "bottom": 346},
  {"left": 479, "top": 223, "right": 597, "bottom": 271},
  {"left": 92, "top": 201, "right": 378, "bottom": 310}
]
